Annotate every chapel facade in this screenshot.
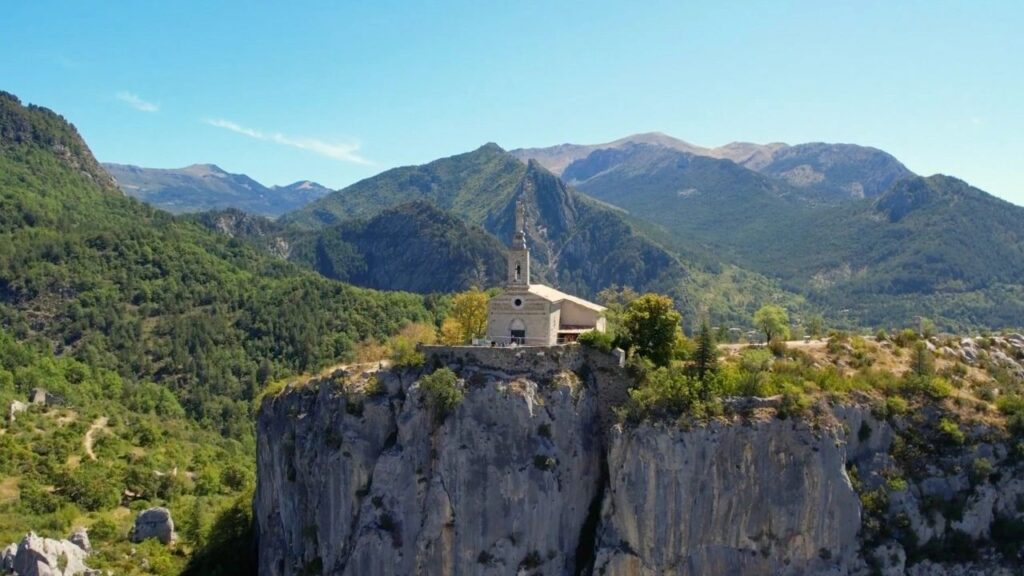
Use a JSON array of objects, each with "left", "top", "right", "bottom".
[{"left": 485, "top": 201, "right": 606, "bottom": 346}]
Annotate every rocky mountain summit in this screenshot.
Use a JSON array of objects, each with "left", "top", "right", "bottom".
[
  {"left": 255, "top": 345, "right": 1024, "bottom": 575},
  {"left": 102, "top": 162, "right": 331, "bottom": 217}
]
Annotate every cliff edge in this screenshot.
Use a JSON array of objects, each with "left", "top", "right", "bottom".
[{"left": 255, "top": 346, "right": 1024, "bottom": 575}]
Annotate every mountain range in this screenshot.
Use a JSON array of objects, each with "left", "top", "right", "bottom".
[
  {"left": 97, "top": 126, "right": 1024, "bottom": 332},
  {"left": 103, "top": 162, "right": 332, "bottom": 217},
  {"left": 513, "top": 136, "right": 1024, "bottom": 330}
]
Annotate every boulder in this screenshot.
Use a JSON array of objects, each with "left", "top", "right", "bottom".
[
  {"left": 130, "top": 507, "right": 176, "bottom": 544},
  {"left": 2, "top": 543, "right": 16, "bottom": 572},
  {"left": 67, "top": 527, "right": 90, "bottom": 553},
  {"left": 11, "top": 531, "right": 94, "bottom": 575},
  {"left": 7, "top": 400, "right": 27, "bottom": 422},
  {"left": 28, "top": 388, "right": 63, "bottom": 407}
]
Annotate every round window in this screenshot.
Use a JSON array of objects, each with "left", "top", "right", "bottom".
[{"left": 512, "top": 297, "right": 524, "bottom": 309}]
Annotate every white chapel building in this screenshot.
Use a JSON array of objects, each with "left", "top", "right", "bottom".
[{"left": 485, "top": 201, "right": 606, "bottom": 346}]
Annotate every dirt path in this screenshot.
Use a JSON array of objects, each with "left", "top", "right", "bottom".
[
  {"left": 84, "top": 416, "right": 108, "bottom": 461},
  {"left": 720, "top": 339, "right": 829, "bottom": 356}
]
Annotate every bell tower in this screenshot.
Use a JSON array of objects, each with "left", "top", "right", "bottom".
[{"left": 507, "top": 199, "right": 530, "bottom": 289}]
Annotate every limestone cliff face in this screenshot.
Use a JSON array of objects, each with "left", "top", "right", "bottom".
[
  {"left": 594, "top": 417, "right": 861, "bottom": 575},
  {"left": 256, "top": 351, "right": 604, "bottom": 576},
  {"left": 255, "top": 349, "right": 1024, "bottom": 576}
]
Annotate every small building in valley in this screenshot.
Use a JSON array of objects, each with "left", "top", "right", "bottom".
[{"left": 485, "top": 201, "right": 606, "bottom": 346}]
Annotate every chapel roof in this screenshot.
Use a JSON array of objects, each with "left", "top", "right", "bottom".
[{"left": 526, "top": 284, "right": 606, "bottom": 312}]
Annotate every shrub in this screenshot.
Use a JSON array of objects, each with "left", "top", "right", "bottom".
[
  {"left": 626, "top": 367, "right": 700, "bottom": 421},
  {"left": 893, "top": 329, "right": 919, "bottom": 348},
  {"left": 389, "top": 338, "right": 424, "bottom": 368},
  {"left": 768, "top": 337, "right": 787, "bottom": 358},
  {"left": 388, "top": 322, "right": 437, "bottom": 368},
  {"left": 886, "top": 396, "right": 909, "bottom": 417},
  {"left": 419, "top": 368, "right": 464, "bottom": 423},
  {"left": 886, "top": 476, "right": 908, "bottom": 492},
  {"left": 577, "top": 330, "right": 613, "bottom": 353},
  {"left": 996, "top": 394, "right": 1024, "bottom": 435},
  {"left": 89, "top": 517, "right": 121, "bottom": 542},
  {"left": 900, "top": 376, "right": 952, "bottom": 400},
  {"left": 938, "top": 418, "right": 965, "bottom": 445},
  {"left": 970, "top": 458, "right": 993, "bottom": 484},
  {"left": 777, "top": 385, "right": 812, "bottom": 420},
  {"left": 740, "top": 348, "right": 773, "bottom": 374}
]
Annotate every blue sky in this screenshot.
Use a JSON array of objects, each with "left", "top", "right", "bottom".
[{"left": 2, "top": 1, "right": 1022, "bottom": 203}]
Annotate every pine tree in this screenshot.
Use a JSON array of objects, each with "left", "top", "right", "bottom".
[{"left": 694, "top": 318, "right": 718, "bottom": 385}]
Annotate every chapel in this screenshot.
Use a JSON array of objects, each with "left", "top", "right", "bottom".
[{"left": 485, "top": 201, "right": 606, "bottom": 346}]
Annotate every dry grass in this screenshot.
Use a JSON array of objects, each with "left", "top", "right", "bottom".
[{"left": 0, "top": 476, "right": 19, "bottom": 504}]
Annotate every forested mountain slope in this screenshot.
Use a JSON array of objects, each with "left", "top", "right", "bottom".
[
  {"left": 287, "top": 201, "right": 508, "bottom": 293},
  {"left": 282, "top": 144, "right": 687, "bottom": 299},
  {"left": 518, "top": 134, "right": 1023, "bottom": 330},
  {"left": 0, "top": 88, "right": 441, "bottom": 574},
  {"left": 0, "top": 90, "right": 433, "bottom": 437}
]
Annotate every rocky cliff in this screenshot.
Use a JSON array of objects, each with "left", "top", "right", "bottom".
[{"left": 255, "top": 348, "right": 1024, "bottom": 575}]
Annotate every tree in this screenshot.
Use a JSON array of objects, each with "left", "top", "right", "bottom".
[
  {"left": 182, "top": 496, "right": 208, "bottom": 550},
  {"left": 621, "top": 294, "right": 682, "bottom": 367},
  {"left": 693, "top": 318, "right": 718, "bottom": 383},
  {"left": 443, "top": 289, "right": 489, "bottom": 344},
  {"left": 388, "top": 322, "right": 437, "bottom": 367},
  {"left": 753, "top": 304, "right": 789, "bottom": 343},
  {"left": 806, "top": 314, "right": 825, "bottom": 339},
  {"left": 918, "top": 316, "right": 936, "bottom": 339},
  {"left": 911, "top": 341, "right": 935, "bottom": 378}
]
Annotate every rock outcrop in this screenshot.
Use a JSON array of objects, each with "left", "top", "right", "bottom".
[
  {"left": 593, "top": 416, "right": 861, "bottom": 575},
  {"left": 129, "top": 507, "right": 176, "bottom": 544},
  {"left": 257, "top": 351, "right": 605, "bottom": 576},
  {"left": 4, "top": 531, "right": 95, "bottom": 576},
  {"left": 255, "top": 347, "right": 1024, "bottom": 576}
]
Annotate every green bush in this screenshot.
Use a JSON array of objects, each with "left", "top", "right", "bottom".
[
  {"left": 419, "top": 368, "right": 464, "bottom": 422},
  {"left": 893, "top": 329, "right": 919, "bottom": 348},
  {"left": 996, "top": 394, "right": 1024, "bottom": 434},
  {"left": 938, "top": 417, "right": 965, "bottom": 445},
  {"left": 886, "top": 396, "right": 909, "bottom": 416},
  {"left": 577, "top": 330, "right": 614, "bottom": 353},
  {"left": 739, "top": 348, "right": 773, "bottom": 374},
  {"left": 624, "top": 367, "right": 725, "bottom": 422},
  {"left": 970, "top": 458, "right": 993, "bottom": 484},
  {"left": 390, "top": 337, "right": 425, "bottom": 368},
  {"left": 778, "top": 385, "right": 812, "bottom": 420},
  {"left": 900, "top": 376, "right": 952, "bottom": 400}
]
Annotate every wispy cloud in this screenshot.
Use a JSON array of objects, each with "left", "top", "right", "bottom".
[
  {"left": 116, "top": 91, "right": 159, "bottom": 113},
  {"left": 204, "top": 118, "right": 371, "bottom": 165}
]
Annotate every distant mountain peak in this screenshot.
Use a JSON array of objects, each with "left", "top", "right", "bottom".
[
  {"left": 181, "top": 163, "right": 228, "bottom": 177},
  {"left": 102, "top": 163, "right": 330, "bottom": 217},
  {"left": 477, "top": 142, "right": 506, "bottom": 153}
]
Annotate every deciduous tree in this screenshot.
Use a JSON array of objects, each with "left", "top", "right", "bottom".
[
  {"left": 622, "top": 293, "right": 682, "bottom": 367},
  {"left": 753, "top": 304, "right": 790, "bottom": 343}
]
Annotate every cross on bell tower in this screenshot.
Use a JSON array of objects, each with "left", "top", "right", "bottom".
[{"left": 507, "top": 199, "right": 530, "bottom": 288}]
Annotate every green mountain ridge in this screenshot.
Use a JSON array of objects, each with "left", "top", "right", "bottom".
[
  {"left": 193, "top": 202, "right": 509, "bottom": 294},
  {"left": 282, "top": 144, "right": 689, "bottom": 299},
  {"left": 556, "top": 137, "right": 1024, "bottom": 329},
  {"left": 0, "top": 91, "right": 433, "bottom": 437}
]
